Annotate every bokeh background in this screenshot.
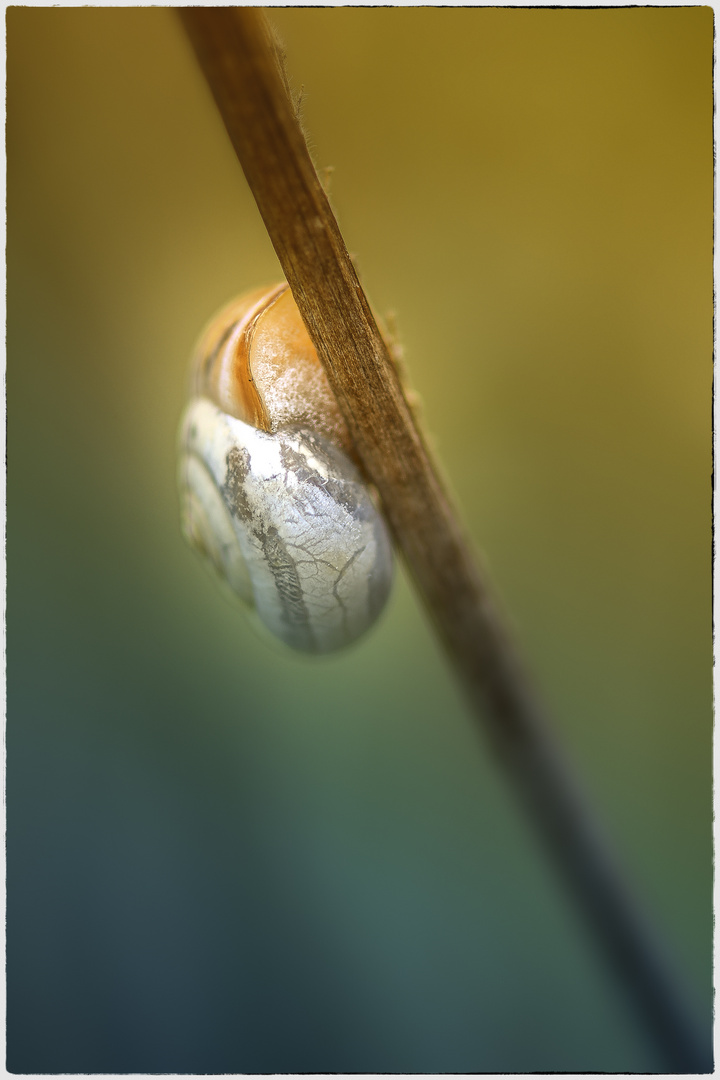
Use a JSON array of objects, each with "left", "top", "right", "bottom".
[{"left": 7, "top": 6, "right": 713, "bottom": 1073}]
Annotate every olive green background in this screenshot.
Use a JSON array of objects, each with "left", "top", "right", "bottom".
[{"left": 7, "top": 6, "right": 713, "bottom": 1073}]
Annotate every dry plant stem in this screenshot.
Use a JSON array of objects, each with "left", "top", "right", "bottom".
[{"left": 179, "top": 8, "right": 709, "bottom": 1072}]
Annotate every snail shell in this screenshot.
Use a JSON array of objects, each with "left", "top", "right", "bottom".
[{"left": 178, "top": 284, "right": 394, "bottom": 654}]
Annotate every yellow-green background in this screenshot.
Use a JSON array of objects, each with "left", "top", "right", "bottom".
[{"left": 8, "top": 6, "right": 712, "bottom": 1072}]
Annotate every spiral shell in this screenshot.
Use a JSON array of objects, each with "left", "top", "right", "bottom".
[{"left": 178, "top": 284, "right": 394, "bottom": 654}]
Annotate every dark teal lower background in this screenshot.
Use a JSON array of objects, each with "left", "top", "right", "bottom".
[{"left": 7, "top": 8, "right": 712, "bottom": 1073}]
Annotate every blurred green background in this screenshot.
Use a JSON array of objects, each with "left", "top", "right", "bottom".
[{"left": 7, "top": 6, "right": 712, "bottom": 1073}]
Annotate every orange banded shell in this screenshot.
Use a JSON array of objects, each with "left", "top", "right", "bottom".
[{"left": 178, "top": 283, "right": 394, "bottom": 653}]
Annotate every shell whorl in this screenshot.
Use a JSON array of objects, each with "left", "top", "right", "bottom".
[{"left": 193, "top": 284, "right": 352, "bottom": 452}]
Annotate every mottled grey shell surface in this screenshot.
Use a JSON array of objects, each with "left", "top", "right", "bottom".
[{"left": 179, "top": 397, "right": 394, "bottom": 654}]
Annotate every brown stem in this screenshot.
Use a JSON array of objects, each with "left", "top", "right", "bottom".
[{"left": 178, "top": 8, "right": 709, "bottom": 1072}]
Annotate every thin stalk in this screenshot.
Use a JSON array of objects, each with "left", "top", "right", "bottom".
[{"left": 179, "top": 8, "right": 709, "bottom": 1072}]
